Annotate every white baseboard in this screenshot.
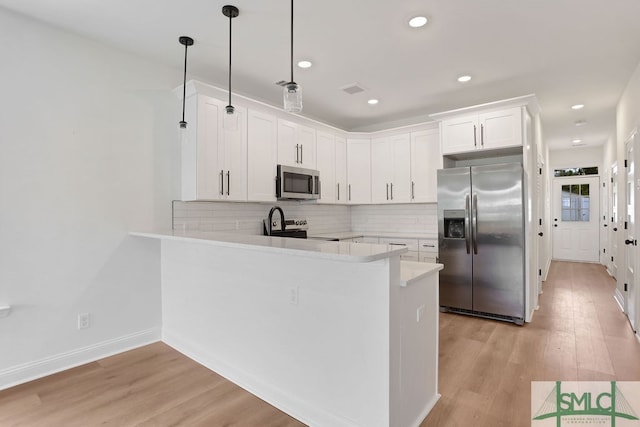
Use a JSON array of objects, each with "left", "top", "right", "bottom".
[
  {"left": 162, "top": 331, "right": 361, "bottom": 427},
  {"left": 0, "top": 328, "right": 161, "bottom": 391},
  {"left": 614, "top": 289, "right": 625, "bottom": 312},
  {"left": 409, "top": 393, "right": 440, "bottom": 427}
]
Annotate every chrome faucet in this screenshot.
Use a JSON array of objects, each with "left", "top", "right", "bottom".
[{"left": 268, "top": 206, "right": 285, "bottom": 236}]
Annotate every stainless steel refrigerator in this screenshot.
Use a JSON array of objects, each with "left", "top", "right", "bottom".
[{"left": 437, "top": 163, "right": 525, "bottom": 325}]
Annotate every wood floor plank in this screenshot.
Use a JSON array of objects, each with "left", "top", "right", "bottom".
[{"left": 1, "top": 261, "right": 639, "bottom": 427}]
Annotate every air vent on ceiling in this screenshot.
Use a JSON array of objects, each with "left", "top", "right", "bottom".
[{"left": 340, "top": 83, "right": 365, "bottom": 95}]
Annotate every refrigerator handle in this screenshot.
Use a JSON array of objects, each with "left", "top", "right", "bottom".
[
  {"left": 465, "top": 194, "right": 471, "bottom": 254},
  {"left": 472, "top": 193, "right": 478, "bottom": 255}
]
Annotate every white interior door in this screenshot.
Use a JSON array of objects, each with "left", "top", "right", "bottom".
[
  {"left": 536, "top": 156, "right": 545, "bottom": 294},
  {"left": 610, "top": 163, "right": 619, "bottom": 278},
  {"left": 552, "top": 176, "right": 600, "bottom": 262},
  {"left": 625, "top": 134, "right": 638, "bottom": 332}
]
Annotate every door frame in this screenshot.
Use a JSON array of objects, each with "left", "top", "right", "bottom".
[{"left": 624, "top": 130, "right": 639, "bottom": 333}]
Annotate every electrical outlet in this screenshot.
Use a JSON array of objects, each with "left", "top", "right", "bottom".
[
  {"left": 416, "top": 305, "right": 425, "bottom": 322},
  {"left": 289, "top": 287, "right": 298, "bottom": 305},
  {"left": 77, "top": 313, "right": 90, "bottom": 330}
]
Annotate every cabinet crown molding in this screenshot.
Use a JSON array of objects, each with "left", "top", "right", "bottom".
[{"left": 429, "top": 94, "right": 540, "bottom": 121}]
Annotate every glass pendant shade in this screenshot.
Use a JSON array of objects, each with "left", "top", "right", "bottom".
[
  {"left": 284, "top": 82, "right": 302, "bottom": 113},
  {"left": 223, "top": 105, "right": 238, "bottom": 130}
]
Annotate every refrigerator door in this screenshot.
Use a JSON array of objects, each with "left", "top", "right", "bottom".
[
  {"left": 437, "top": 167, "right": 473, "bottom": 310},
  {"left": 471, "top": 163, "right": 525, "bottom": 319}
]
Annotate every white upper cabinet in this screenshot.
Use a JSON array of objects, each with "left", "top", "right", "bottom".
[
  {"left": 277, "top": 119, "right": 316, "bottom": 169},
  {"left": 410, "top": 128, "right": 441, "bottom": 203},
  {"left": 247, "top": 109, "right": 278, "bottom": 202},
  {"left": 439, "top": 106, "right": 524, "bottom": 155},
  {"left": 181, "top": 94, "right": 247, "bottom": 201},
  {"left": 335, "top": 137, "right": 347, "bottom": 203},
  {"left": 347, "top": 138, "right": 371, "bottom": 204},
  {"left": 371, "top": 134, "right": 411, "bottom": 203},
  {"left": 316, "top": 131, "right": 336, "bottom": 203}
]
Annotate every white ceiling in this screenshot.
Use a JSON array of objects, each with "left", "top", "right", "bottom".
[{"left": 3, "top": 0, "right": 640, "bottom": 150}]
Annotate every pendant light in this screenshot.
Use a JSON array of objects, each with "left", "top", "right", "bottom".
[
  {"left": 222, "top": 5, "right": 239, "bottom": 130},
  {"left": 178, "top": 36, "right": 194, "bottom": 129},
  {"left": 283, "top": 0, "right": 302, "bottom": 113}
]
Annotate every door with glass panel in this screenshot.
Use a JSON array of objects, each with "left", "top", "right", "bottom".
[{"left": 552, "top": 176, "right": 600, "bottom": 262}]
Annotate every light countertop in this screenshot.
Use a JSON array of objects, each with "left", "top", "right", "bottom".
[
  {"left": 130, "top": 230, "right": 408, "bottom": 263},
  {"left": 400, "top": 261, "right": 443, "bottom": 286},
  {"left": 308, "top": 231, "right": 437, "bottom": 241}
]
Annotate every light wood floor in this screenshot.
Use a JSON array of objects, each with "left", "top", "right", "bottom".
[{"left": 1, "top": 261, "right": 639, "bottom": 426}]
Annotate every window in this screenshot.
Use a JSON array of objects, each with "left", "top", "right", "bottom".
[
  {"left": 561, "top": 184, "right": 590, "bottom": 221},
  {"left": 554, "top": 166, "right": 598, "bottom": 177}
]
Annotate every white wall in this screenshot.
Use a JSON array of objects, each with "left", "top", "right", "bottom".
[
  {"left": 0, "top": 7, "right": 179, "bottom": 388},
  {"left": 549, "top": 146, "right": 604, "bottom": 170}
]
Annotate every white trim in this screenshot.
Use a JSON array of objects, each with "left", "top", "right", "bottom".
[
  {"left": 408, "top": 394, "right": 441, "bottom": 427},
  {"left": 0, "top": 328, "right": 161, "bottom": 391},
  {"left": 614, "top": 289, "right": 625, "bottom": 312},
  {"left": 162, "top": 331, "right": 361, "bottom": 427}
]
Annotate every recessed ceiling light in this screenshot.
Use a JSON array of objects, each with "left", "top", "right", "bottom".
[
  {"left": 368, "top": 99, "right": 379, "bottom": 105},
  {"left": 457, "top": 75, "right": 472, "bottom": 83},
  {"left": 574, "top": 120, "right": 587, "bottom": 127},
  {"left": 571, "top": 104, "right": 585, "bottom": 110},
  {"left": 297, "top": 60, "right": 312, "bottom": 69},
  {"left": 572, "top": 139, "right": 582, "bottom": 144},
  {"left": 409, "top": 16, "right": 428, "bottom": 28}
]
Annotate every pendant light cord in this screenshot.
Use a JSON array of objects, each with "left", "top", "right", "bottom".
[
  {"left": 228, "top": 12, "right": 232, "bottom": 107},
  {"left": 181, "top": 42, "right": 188, "bottom": 124},
  {"left": 290, "top": 0, "right": 294, "bottom": 83}
]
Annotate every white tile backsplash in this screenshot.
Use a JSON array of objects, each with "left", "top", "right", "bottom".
[{"left": 173, "top": 201, "right": 437, "bottom": 236}]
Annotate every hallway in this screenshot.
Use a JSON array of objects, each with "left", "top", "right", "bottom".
[{"left": 422, "top": 260, "right": 640, "bottom": 426}]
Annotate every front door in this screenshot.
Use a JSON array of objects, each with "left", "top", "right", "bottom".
[{"left": 552, "top": 176, "right": 600, "bottom": 262}]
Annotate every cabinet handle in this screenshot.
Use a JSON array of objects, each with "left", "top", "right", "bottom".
[
  {"left": 300, "top": 145, "right": 303, "bottom": 164},
  {"left": 349, "top": 184, "right": 351, "bottom": 201},
  {"left": 390, "top": 183, "right": 393, "bottom": 200},
  {"left": 422, "top": 244, "right": 435, "bottom": 248},
  {"left": 473, "top": 125, "right": 477, "bottom": 147},
  {"left": 386, "top": 183, "right": 389, "bottom": 200},
  {"left": 295, "top": 144, "right": 299, "bottom": 163},
  {"left": 411, "top": 181, "right": 415, "bottom": 200},
  {"left": 220, "top": 170, "right": 224, "bottom": 195},
  {"left": 480, "top": 124, "right": 484, "bottom": 147},
  {"left": 226, "top": 171, "right": 230, "bottom": 196},
  {"left": 337, "top": 183, "right": 340, "bottom": 201},
  {"left": 388, "top": 243, "right": 407, "bottom": 246}
]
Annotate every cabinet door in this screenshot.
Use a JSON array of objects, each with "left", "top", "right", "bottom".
[
  {"left": 390, "top": 134, "right": 411, "bottom": 203},
  {"left": 298, "top": 124, "right": 316, "bottom": 168},
  {"left": 221, "top": 106, "right": 247, "bottom": 201},
  {"left": 347, "top": 139, "right": 371, "bottom": 204},
  {"left": 277, "top": 119, "right": 316, "bottom": 168},
  {"left": 316, "top": 131, "right": 336, "bottom": 203},
  {"left": 479, "top": 107, "right": 523, "bottom": 150},
  {"left": 248, "top": 110, "right": 278, "bottom": 202},
  {"left": 277, "top": 119, "right": 298, "bottom": 166},
  {"left": 410, "top": 128, "right": 441, "bottom": 203},
  {"left": 335, "top": 137, "right": 347, "bottom": 203},
  {"left": 371, "top": 137, "right": 393, "bottom": 203},
  {"left": 181, "top": 95, "right": 222, "bottom": 201},
  {"left": 441, "top": 114, "right": 478, "bottom": 155}
]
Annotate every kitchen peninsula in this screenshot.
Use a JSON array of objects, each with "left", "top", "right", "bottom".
[{"left": 131, "top": 230, "right": 442, "bottom": 427}]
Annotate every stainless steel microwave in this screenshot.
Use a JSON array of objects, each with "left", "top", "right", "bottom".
[{"left": 276, "top": 164, "right": 320, "bottom": 200}]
